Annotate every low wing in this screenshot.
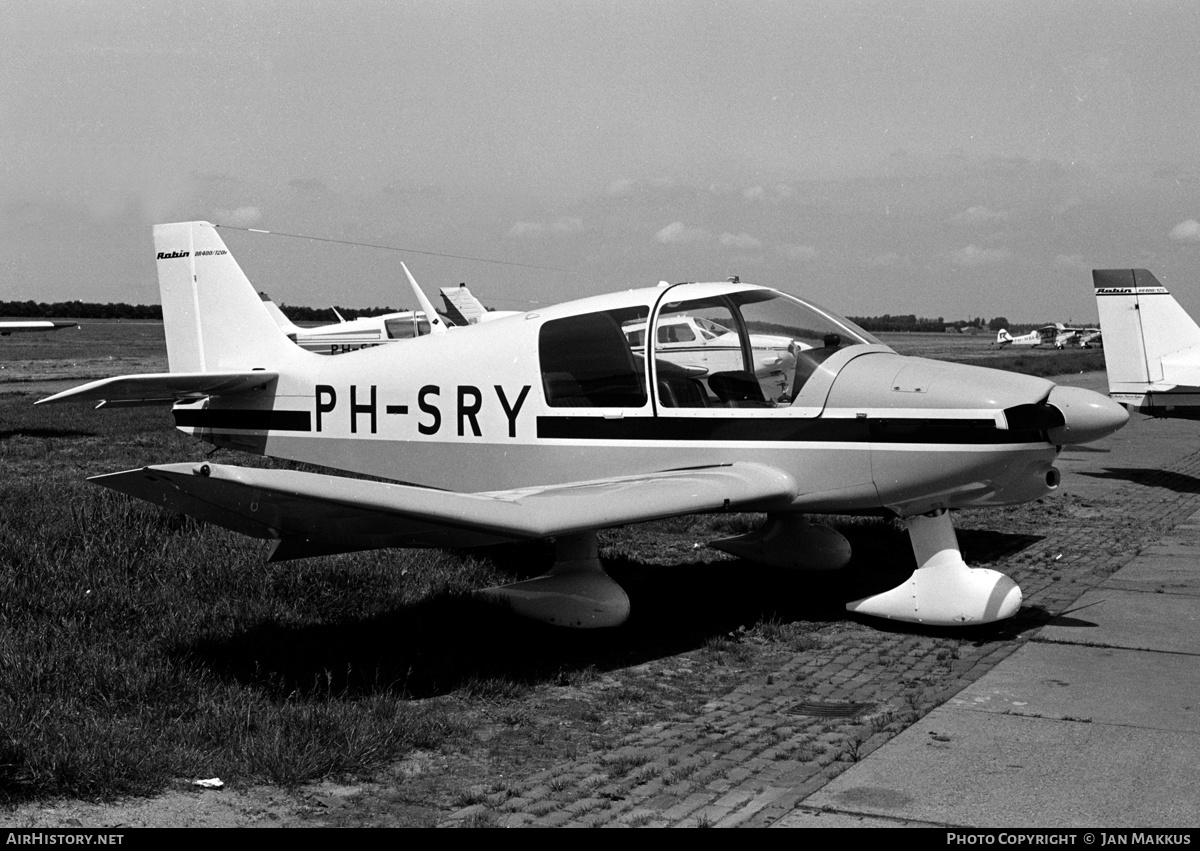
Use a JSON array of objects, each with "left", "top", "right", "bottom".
[
  {"left": 36, "top": 371, "right": 278, "bottom": 407},
  {"left": 91, "top": 461, "right": 798, "bottom": 560},
  {"left": 0, "top": 320, "right": 78, "bottom": 334}
]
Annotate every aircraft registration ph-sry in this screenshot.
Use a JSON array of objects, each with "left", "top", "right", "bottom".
[
  {"left": 1094, "top": 268, "right": 1200, "bottom": 418},
  {"left": 39, "top": 222, "right": 1128, "bottom": 629}
]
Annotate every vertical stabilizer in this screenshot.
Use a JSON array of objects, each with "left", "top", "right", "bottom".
[
  {"left": 155, "top": 222, "right": 301, "bottom": 373},
  {"left": 1094, "top": 268, "right": 1200, "bottom": 416},
  {"left": 439, "top": 283, "right": 488, "bottom": 325}
]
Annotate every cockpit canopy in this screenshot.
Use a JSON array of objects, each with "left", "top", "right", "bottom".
[{"left": 538, "top": 283, "right": 878, "bottom": 409}]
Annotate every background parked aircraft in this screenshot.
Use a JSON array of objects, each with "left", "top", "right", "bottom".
[
  {"left": 262, "top": 263, "right": 448, "bottom": 354},
  {"left": 995, "top": 324, "right": 1100, "bottom": 349},
  {"left": 0, "top": 320, "right": 77, "bottom": 336},
  {"left": 994, "top": 328, "right": 1045, "bottom": 347}
]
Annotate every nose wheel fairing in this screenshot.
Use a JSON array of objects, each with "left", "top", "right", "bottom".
[{"left": 846, "top": 509, "right": 1022, "bottom": 625}]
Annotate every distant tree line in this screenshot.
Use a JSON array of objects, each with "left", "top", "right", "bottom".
[
  {"left": 0, "top": 300, "right": 402, "bottom": 322},
  {"left": 0, "top": 300, "right": 163, "bottom": 320},
  {"left": 279, "top": 305, "right": 402, "bottom": 322},
  {"left": 849, "top": 314, "right": 1036, "bottom": 333},
  {"left": 5, "top": 300, "right": 1043, "bottom": 333}
]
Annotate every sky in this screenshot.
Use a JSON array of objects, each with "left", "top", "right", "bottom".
[{"left": 3, "top": 0, "right": 1200, "bottom": 323}]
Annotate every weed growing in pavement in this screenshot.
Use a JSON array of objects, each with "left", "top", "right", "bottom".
[
  {"left": 603, "top": 751, "right": 651, "bottom": 776},
  {"left": 458, "top": 810, "right": 499, "bottom": 828}
]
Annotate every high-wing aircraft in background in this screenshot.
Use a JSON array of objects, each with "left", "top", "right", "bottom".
[
  {"left": 994, "top": 327, "right": 1044, "bottom": 347},
  {"left": 262, "top": 263, "right": 448, "bottom": 354},
  {"left": 995, "top": 324, "right": 1095, "bottom": 349},
  {"left": 38, "top": 222, "right": 1128, "bottom": 629},
  {"left": 1, "top": 320, "right": 78, "bottom": 336},
  {"left": 1093, "top": 268, "right": 1200, "bottom": 418}
]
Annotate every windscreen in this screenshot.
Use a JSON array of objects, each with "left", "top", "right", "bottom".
[{"left": 652, "top": 289, "right": 877, "bottom": 407}]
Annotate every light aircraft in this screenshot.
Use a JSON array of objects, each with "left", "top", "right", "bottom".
[
  {"left": 1093, "top": 268, "right": 1200, "bottom": 418},
  {"left": 261, "top": 264, "right": 448, "bottom": 354},
  {"left": 38, "top": 222, "right": 1128, "bottom": 629},
  {"left": 994, "top": 328, "right": 1044, "bottom": 347},
  {"left": 995, "top": 324, "right": 1093, "bottom": 349},
  {"left": 1, "top": 320, "right": 78, "bottom": 336}
]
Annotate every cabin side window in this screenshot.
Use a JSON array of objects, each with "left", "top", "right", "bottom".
[
  {"left": 539, "top": 307, "right": 649, "bottom": 408},
  {"left": 385, "top": 317, "right": 417, "bottom": 339}
]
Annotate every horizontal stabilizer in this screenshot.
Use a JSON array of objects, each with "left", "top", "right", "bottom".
[
  {"left": 90, "top": 461, "right": 797, "bottom": 560},
  {"left": 36, "top": 371, "right": 278, "bottom": 406}
]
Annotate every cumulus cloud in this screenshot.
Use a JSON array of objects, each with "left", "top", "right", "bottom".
[
  {"left": 719, "top": 232, "right": 762, "bottom": 249},
  {"left": 949, "top": 244, "right": 1011, "bottom": 266},
  {"left": 506, "top": 217, "right": 583, "bottom": 238},
  {"left": 1054, "top": 254, "right": 1090, "bottom": 272},
  {"left": 287, "top": 178, "right": 330, "bottom": 193},
  {"left": 507, "top": 221, "right": 545, "bottom": 237},
  {"left": 778, "top": 243, "right": 816, "bottom": 261},
  {"left": 606, "top": 178, "right": 637, "bottom": 196},
  {"left": 954, "top": 206, "right": 1009, "bottom": 225},
  {"left": 1170, "top": 219, "right": 1200, "bottom": 242},
  {"left": 742, "top": 183, "right": 794, "bottom": 202},
  {"left": 212, "top": 206, "right": 263, "bottom": 227},
  {"left": 551, "top": 217, "right": 583, "bottom": 233},
  {"left": 654, "top": 221, "right": 710, "bottom": 244}
]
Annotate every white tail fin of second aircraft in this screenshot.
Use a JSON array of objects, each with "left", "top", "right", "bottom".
[
  {"left": 1093, "top": 268, "right": 1200, "bottom": 416},
  {"left": 155, "top": 222, "right": 302, "bottom": 373}
]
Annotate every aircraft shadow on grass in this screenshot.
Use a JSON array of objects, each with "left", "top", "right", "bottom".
[
  {"left": 0, "top": 426, "right": 96, "bottom": 440},
  {"left": 177, "top": 524, "right": 1045, "bottom": 700}
]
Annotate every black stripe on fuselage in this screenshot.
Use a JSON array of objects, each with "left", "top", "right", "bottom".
[
  {"left": 174, "top": 408, "right": 312, "bottom": 432},
  {"left": 537, "top": 415, "right": 1044, "bottom": 445},
  {"left": 171, "top": 408, "right": 1043, "bottom": 445}
]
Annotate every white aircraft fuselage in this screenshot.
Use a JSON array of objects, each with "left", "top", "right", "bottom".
[{"left": 188, "top": 292, "right": 1065, "bottom": 515}]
